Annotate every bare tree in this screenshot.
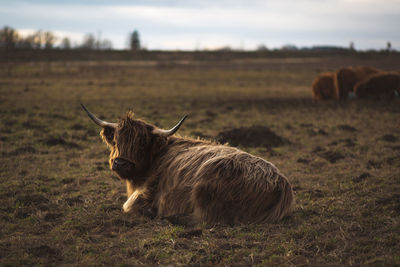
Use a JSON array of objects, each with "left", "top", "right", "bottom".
[
  {"left": 256, "top": 44, "right": 269, "bottom": 51},
  {"left": 129, "top": 30, "right": 141, "bottom": 51},
  {"left": 43, "top": 31, "right": 56, "bottom": 49},
  {"left": 100, "top": 39, "right": 113, "bottom": 50},
  {"left": 387, "top": 41, "right": 392, "bottom": 52},
  {"left": 81, "top": 33, "right": 96, "bottom": 50},
  {"left": 349, "top": 41, "right": 355, "bottom": 51},
  {"left": 0, "top": 26, "right": 19, "bottom": 50},
  {"left": 60, "top": 37, "right": 71, "bottom": 49}
]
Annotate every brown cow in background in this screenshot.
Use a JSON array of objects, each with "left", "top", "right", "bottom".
[
  {"left": 81, "top": 104, "right": 294, "bottom": 225},
  {"left": 354, "top": 72, "right": 400, "bottom": 99},
  {"left": 334, "top": 66, "right": 381, "bottom": 100},
  {"left": 311, "top": 72, "right": 337, "bottom": 101}
]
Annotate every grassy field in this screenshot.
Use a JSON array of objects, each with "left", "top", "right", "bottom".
[{"left": 1, "top": 52, "right": 400, "bottom": 266}]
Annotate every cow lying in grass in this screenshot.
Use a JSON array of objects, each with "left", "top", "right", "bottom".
[
  {"left": 81, "top": 104, "right": 294, "bottom": 225},
  {"left": 334, "top": 66, "right": 381, "bottom": 100},
  {"left": 354, "top": 72, "right": 400, "bottom": 100},
  {"left": 311, "top": 72, "right": 337, "bottom": 101}
]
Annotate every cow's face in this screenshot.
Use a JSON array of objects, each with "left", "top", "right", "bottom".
[
  {"left": 101, "top": 115, "right": 163, "bottom": 183},
  {"left": 81, "top": 104, "right": 187, "bottom": 185},
  {"left": 100, "top": 125, "right": 136, "bottom": 180}
]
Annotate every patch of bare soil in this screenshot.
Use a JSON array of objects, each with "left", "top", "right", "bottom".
[
  {"left": 16, "top": 193, "right": 49, "bottom": 206},
  {"left": 352, "top": 172, "right": 371, "bottom": 183},
  {"left": 308, "top": 128, "right": 328, "bottom": 136},
  {"left": 178, "top": 229, "right": 203, "bottom": 238},
  {"left": 380, "top": 134, "right": 397, "bottom": 142},
  {"left": 27, "top": 245, "right": 60, "bottom": 259},
  {"left": 328, "top": 138, "right": 357, "bottom": 147},
  {"left": 41, "top": 137, "right": 82, "bottom": 149},
  {"left": 337, "top": 124, "right": 357, "bottom": 132},
  {"left": 318, "top": 150, "right": 345, "bottom": 163},
  {"left": 216, "top": 125, "right": 289, "bottom": 148},
  {"left": 6, "top": 146, "right": 38, "bottom": 156},
  {"left": 70, "top": 123, "right": 85, "bottom": 130}
]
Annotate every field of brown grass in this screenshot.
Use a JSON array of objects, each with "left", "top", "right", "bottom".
[{"left": 1, "top": 52, "right": 400, "bottom": 266}]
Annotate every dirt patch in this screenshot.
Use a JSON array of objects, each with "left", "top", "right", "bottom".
[
  {"left": 70, "top": 123, "right": 85, "bottom": 130},
  {"left": 22, "top": 120, "right": 44, "bottom": 130},
  {"left": 299, "top": 123, "right": 313, "bottom": 128},
  {"left": 44, "top": 212, "right": 64, "bottom": 221},
  {"left": 7, "top": 146, "right": 38, "bottom": 156},
  {"left": 111, "top": 218, "right": 137, "bottom": 228},
  {"left": 319, "top": 151, "right": 345, "bottom": 163},
  {"left": 205, "top": 110, "right": 217, "bottom": 118},
  {"left": 178, "top": 229, "right": 203, "bottom": 239},
  {"left": 64, "top": 196, "right": 83, "bottom": 205},
  {"left": 297, "top": 158, "right": 310, "bottom": 164},
  {"left": 86, "top": 128, "right": 98, "bottom": 137},
  {"left": 329, "top": 138, "right": 356, "bottom": 147},
  {"left": 379, "top": 134, "right": 397, "bottom": 142},
  {"left": 216, "top": 125, "right": 289, "bottom": 148},
  {"left": 16, "top": 194, "right": 49, "bottom": 206},
  {"left": 367, "top": 160, "right": 382, "bottom": 169},
  {"left": 41, "top": 137, "right": 82, "bottom": 149},
  {"left": 308, "top": 128, "right": 328, "bottom": 136},
  {"left": 376, "top": 194, "right": 400, "bottom": 213},
  {"left": 305, "top": 189, "right": 325, "bottom": 198},
  {"left": 337, "top": 124, "right": 357, "bottom": 132},
  {"left": 27, "top": 245, "right": 60, "bottom": 258},
  {"left": 61, "top": 178, "right": 75, "bottom": 184},
  {"left": 384, "top": 155, "right": 400, "bottom": 166},
  {"left": 352, "top": 172, "right": 371, "bottom": 183},
  {"left": 312, "top": 146, "right": 325, "bottom": 153}
]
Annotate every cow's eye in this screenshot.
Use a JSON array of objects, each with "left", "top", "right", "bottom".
[{"left": 103, "top": 127, "right": 115, "bottom": 143}]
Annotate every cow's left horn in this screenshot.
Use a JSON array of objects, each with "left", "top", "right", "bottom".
[
  {"left": 153, "top": 115, "right": 188, "bottom": 137},
  {"left": 81, "top": 104, "right": 118, "bottom": 128}
]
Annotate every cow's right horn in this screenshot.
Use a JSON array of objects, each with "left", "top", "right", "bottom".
[
  {"left": 152, "top": 115, "right": 188, "bottom": 137},
  {"left": 81, "top": 104, "right": 118, "bottom": 128}
]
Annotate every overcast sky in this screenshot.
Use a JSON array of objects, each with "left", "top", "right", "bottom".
[{"left": 1, "top": 0, "right": 399, "bottom": 50}]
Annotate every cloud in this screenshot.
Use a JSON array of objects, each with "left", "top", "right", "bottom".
[{"left": 0, "top": 0, "right": 399, "bottom": 50}]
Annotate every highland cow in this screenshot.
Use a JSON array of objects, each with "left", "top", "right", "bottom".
[
  {"left": 311, "top": 72, "right": 337, "bottom": 101},
  {"left": 334, "top": 66, "right": 381, "bottom": 100},
  {"left": 354, "top": 72, "right": 400, "bottom": 99},
  {"left": 81, "top": 104, "right": 294, "bottom": 225}
]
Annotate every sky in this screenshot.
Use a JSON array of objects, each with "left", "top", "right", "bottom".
[{"left": 0, "top": 0, "right": 399, "bottom": 51}]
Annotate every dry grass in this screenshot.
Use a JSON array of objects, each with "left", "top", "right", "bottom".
[{"left": 1, "top": 52, "right": 400, "bottom": 266}]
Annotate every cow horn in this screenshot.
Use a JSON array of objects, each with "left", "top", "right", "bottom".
[
  {"left": 153, "top": 115, "right": 188, "bottom": 137},
  {"left": 80, "top": 104, "right": 118, "bottom": 128}
]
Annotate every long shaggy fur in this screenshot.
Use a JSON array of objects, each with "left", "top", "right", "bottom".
[
  {"left": 334, "top": 66, "right": 381, "bottom": 100},
  {"left": 100, "top": 113, "right": 294, "bottom": 225},
  {"left": 354, "top": 72, "right": 400, "bottom": 99},
  {"left": 311, "top": 72, "right": 337, "bottom": 101}
]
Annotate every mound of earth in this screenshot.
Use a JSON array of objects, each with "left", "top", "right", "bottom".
[{"left": 216, "top": 125, "right": 289, "bottom": 148}]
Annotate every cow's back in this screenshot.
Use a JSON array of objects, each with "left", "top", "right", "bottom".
[{"left": 152, "top": 141, "right": 294, "bottom": 224}]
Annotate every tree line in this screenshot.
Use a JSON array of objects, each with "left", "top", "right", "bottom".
[{"left": 0, "top": 26, "right": 141, "bottom": 51}]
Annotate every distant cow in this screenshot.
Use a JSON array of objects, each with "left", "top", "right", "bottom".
[
  {"left": 81, "top": 104, "right": 294, "bottom": 225},
  {"left": 354, "top": 72, "right": 400, "bottom": 99},
  {"left": 334, "top": 66, "right": 381, "bottom": 100},
  {"left": 311, "top": 72, "right": 337, "bottom": 101}
]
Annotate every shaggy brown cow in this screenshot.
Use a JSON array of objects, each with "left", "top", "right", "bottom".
[
  {"left": 334, "top": 66, "right": 381, "bottom": 100},
  {"left": 354, "top": 72, "right": 400, "bottom": 99},
  {"left": 81, "top": 104, "right": 294, "bottom": 225},
  {"left": 311, "top": 72, "right": 337, "bottom": 101}
]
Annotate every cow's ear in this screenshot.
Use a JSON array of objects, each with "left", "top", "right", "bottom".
[{"left": 101, "top": 126, "right": 115, "bottom": 146}]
